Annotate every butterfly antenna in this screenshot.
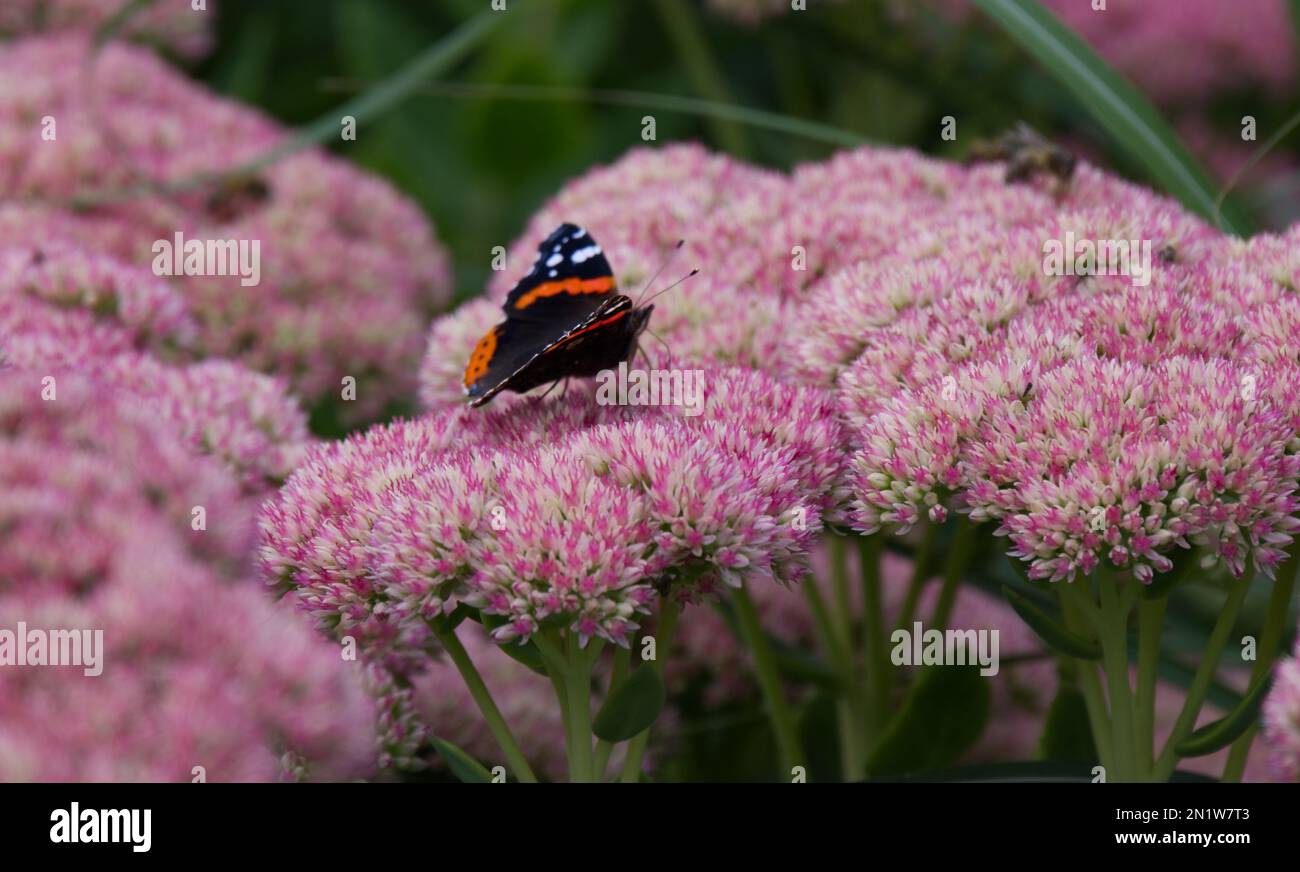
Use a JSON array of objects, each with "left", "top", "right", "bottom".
[
  {"left": 633, "top": 239, "right": 685, "bottom": 307},
  {"left": 640, "top": 268, "right": 700, "bottom": 308}
]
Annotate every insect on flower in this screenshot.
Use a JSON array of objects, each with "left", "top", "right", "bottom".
[{"left": 463, "top": 223, "right": 695, "bottom": 406}]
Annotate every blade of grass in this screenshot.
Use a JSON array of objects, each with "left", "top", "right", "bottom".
[
  {"left": 972, "top": 0, "right": 1250, "bottom": 235},
  {"left": 1216, "top": 108, "right": 1300, "bottom": 227},
  {"left": 318, "top": 79, "right": 868, "bottom": 148}
]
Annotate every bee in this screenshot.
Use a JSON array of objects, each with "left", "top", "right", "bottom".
[
  {"left": 204, "top": 173, "right": 271, "bottom": 223},
  {"left": 968, "top": 122, "right": 1076, "bottom": 189}
]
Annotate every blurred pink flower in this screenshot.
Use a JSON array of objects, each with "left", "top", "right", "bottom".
[
  {"left": 0, "top": 35, "right": 452, "bottom": 422},
  {"left": 1262, "top": 637, "right": 1300, "bottom": 781},
  {"left": 0, "top": 534, "right": 375, "bottom": 782},
  {"left": 0, "top": 369, "right": 256, "bottom": 579},
  {"left": 0, "top": 370, "right": 374, "bottom": 781},
  {"left": 0, "top": 239, "right": 312, "bottom": 488},
  {"left": 0, "top": 0, "right": 216, "bottom": 59},
  {"left": 938, "top": 0, "right": 1295, "bottom": 103}
]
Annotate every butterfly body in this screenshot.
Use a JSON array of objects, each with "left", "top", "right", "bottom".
[{"left": 463, "top": 224, "right": 653, "bottom": 407}]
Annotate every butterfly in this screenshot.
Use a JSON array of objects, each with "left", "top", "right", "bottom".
[{"left": 463, "top": 223, "right": 659, "bottom": 407}]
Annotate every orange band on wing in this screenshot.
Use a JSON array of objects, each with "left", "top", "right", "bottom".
[
  {"left": 463, "top": 326, "right": 501, "bottom": 387},
  {"left": 514, "top": 276, "right": 614, "bottom": 309}
]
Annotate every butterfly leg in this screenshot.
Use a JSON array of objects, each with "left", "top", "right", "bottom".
[
  {"left": 643, "top": 327, "right": 674, "bottom": 371},
  {"left": 534, "top": 379, "right": 563, "bottom": 402}
]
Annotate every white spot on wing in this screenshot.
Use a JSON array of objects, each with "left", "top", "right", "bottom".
[
  {"left": 570, "top": 244, "right": 602, "bottom": 264},
  {"left": 546, "top": 253, "right": 563, "bottom": 267}
]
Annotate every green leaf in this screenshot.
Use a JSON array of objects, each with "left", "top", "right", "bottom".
[
  {"left": 593, "top": 666, "right": 666, "bottom": 742},
  {"left": 1175, "top": 675, "right": 1273, "bottom": 758},
  {"left": 1002, "top": 585, "right": 1102, "bottom": 660},
  {"left": 1037, "top": 679, "right": 1096, "bottom": 761},
  {"left": 429, "top": 736, "right": 493, "bottom": 783},
  {"left": 866, "top": 665, "right": 990, "bottom": 777},
  {"left": 972, "top": 0, "right": 1249, "bottom": 234}
]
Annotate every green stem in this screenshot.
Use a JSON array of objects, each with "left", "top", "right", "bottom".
[
  {"left": 1060, "top": 582, "right": 1112, "bottom": 766},
  {"left": 620, "top": 596, "right": 679, "bottom": 782},
  {"left": 532, "top": 631, "right": 574, "bottom": 781},
  {"left": 733, "top": 584, "right": 806, "bottom": 776},
  {"left": 563, "top": 635, "right": 600, "bottom": 783},
  {"left": 825, "top": 532, "right": 872, "bottom": 769},
  {"left": 803, "top": 577, "right": 852, "bottom": 671},
  {"left": 828, "top": 533, "right": 856, "bottom": 649},
  {"left": 930, "top": 518, "right": 977, "bottom": 631},
  {"left": 896, "top": 522, "right": 938, "bottom": 633},
  {"left": 429, "top": 621, "right": 538, "bottom": 783},
  {"left": 1096, "top": 569, "right": 1138, "bottom": 781},
  {"left": 1222, "top": 553, "right": 1299, "bottom": 781},
  {"left": 1152, "top": 579, "right": 1250, "bottom": 781},
  {"left": 1134, "top": 597, "right": 1167, "bottom": 778},
  {"left": 803, "top": 577, "right": 865, "bottom": 780},
  {"left": 859, "top": 535, "right": 889, "bottom": 732}
]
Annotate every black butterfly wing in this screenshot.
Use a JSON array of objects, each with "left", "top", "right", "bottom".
[
  {"left": 503, "top": 223, "right": 618, "bottom": 324},
  {"left": 465, "top": 296, "right": 644, "bottom": 407}
]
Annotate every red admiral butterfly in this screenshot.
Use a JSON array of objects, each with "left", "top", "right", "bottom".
[{"left": 464, "top": 223, "right": 690, "bottom": 407}]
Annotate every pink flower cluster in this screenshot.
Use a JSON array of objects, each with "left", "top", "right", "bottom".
[
  {"left": 833, "top": 206, "right": 1300, "bottom": 582},
  {"left": 0, "top": 0, "right": 216, "bottom": 59},
  {"left": 0, "top": 371, "right": 374, "bottom": 781},
  {"left": 0, "top": 238, "right": 311, "bottom": 488},
  {"left": 264, "top": 368, "right": 841, "bottom": 644},
  {"left": 1035, "top": 0, "right": 1296, "bottom": 104},
  {"left": 260, "top": 368, "right": 842, "bottom": 761},
  {"left": 711, "top": 2, "right": 1296, "bottom": 102},
  {"left": 0, "top": 35, "right": 452, "bottom": 423},
  {"left": 1263, "top": 637, "right": 1300, "bottom": 781},
  {"left": 421, "top": 143, "right": 1300, "bottom": 586}
]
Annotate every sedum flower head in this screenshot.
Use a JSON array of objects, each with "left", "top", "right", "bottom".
[{"left": 263, "top": 369, "right": 838, "bottom": 650}]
